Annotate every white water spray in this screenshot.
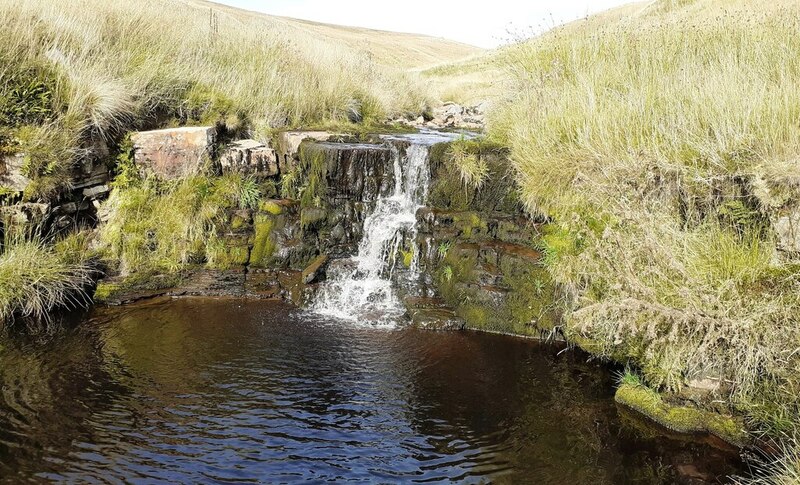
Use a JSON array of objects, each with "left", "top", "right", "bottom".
[{"left": 311, "top": 142, "right": 430, "bottom": 326}]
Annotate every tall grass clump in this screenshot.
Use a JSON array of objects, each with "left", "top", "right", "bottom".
[
  {"left": 734, "top": 436, "right": 800, "bottom": 485},
  {"left": 490, "top": 0, "right": 800, "bottom": 435},
  {"left": 0, "top": 233, "right": 94, "bottom": 329}
]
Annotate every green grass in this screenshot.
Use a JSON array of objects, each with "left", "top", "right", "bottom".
[
  {"left": 0, "top": 234, "right": 94, "bottom": 329},
  {"left": 99, "top": 175, "right": 255, "bottom": 275},
  {"left": 735, "top": 438, "right": 800, "bottom": 485},
  {"left": 488, "top": 0, "right": 800, "bottom": 440}
]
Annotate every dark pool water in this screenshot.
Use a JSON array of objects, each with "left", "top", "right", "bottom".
[{"left": 0, "top": 299, "right": 742, "bottom": 483}]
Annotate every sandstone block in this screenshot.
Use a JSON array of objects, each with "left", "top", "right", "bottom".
[
  {"left": 0, "top": 153, "right": 30, "bottom": 192},
  {"left": 131, "top": 126, "right": 215, "bottom": 179}
]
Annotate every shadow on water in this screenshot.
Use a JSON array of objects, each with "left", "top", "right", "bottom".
[{"left": 0, "top": 298, "right": 743, "bottom": 483}]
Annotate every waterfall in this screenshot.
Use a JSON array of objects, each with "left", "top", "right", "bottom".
[{"left": 310, "top": 132, "right": 455, "bottom": 326}]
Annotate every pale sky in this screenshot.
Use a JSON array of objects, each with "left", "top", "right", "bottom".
[{"left": 213, "top": 0, "right": 634, "bottom": 48}]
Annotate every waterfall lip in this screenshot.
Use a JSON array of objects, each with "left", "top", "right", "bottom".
[
  {"left": 380, "top": 129, "right": 476, "bottom": 146},
  {"left": 313, "top": 141, "right": 389, "bottom": 150}
]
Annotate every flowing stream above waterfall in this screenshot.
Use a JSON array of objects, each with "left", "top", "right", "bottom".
[{"left": 310, "top": 131, "right": 463, "bottom": 326}]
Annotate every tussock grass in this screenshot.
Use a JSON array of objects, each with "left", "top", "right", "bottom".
[
  {"left": 491, "top": 0, "right": 800, "bottom": 436},
  {"left": 0, "top": 0, "right": 431, "bottom": 132},
  {"left": 0, "top": 234, "right": 93, "bottom": 329},
  {"left": 421, "top": 53, "right": 507, "bottom": 105}
]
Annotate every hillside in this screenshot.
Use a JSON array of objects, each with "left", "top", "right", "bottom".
[{"left": 183, "top": 0, "right": 484, "bottom": 70}]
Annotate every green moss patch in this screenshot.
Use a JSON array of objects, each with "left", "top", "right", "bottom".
[
  {"left": 249, "top": 215, "right": 276, "bottom": 268},
  {"left": 616, "top": 383, "right": 748, "bottom": 447}
]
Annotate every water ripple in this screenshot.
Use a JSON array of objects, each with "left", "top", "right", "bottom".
[{"left": 0, "top": 299, "right": 742, "bottom": 483}]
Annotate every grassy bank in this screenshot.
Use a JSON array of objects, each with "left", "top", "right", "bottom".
[
  {"left": 489, "top": 0, "right": 800, "bottom": 442},
  {"left": 0, "top": 0, "right": 449, "bottom": 201}
]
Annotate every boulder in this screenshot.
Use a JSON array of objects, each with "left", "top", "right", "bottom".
[
  {"left": 0, "top": 153, "right": 30, "bottom": 192},
  {"left": 219, "top": 139, "right": 279, "bottom": 177},
  {"left": 131, "top": 126, "right": 216, "bottom": 179}
]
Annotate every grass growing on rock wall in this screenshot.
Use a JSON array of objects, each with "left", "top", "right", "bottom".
[
  {"left": 99, "top": 174, "right": 258, "bottom": 276},
  {"left": 490, "top": 0, "right": 800, "bottom": 437}
]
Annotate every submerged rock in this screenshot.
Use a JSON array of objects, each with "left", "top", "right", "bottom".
[{"left": 404, "top": 296, "right": 465, "bottom": 330}]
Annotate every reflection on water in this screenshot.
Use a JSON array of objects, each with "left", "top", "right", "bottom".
[{"left": 0, "top": 299, "right": 741, "bottom": 483}]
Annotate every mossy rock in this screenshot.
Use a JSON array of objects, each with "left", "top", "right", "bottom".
[
  {"left": 230, "top": 214, "right": 249, "bottom": 230},
  {"left": 259, "top": 199, "right": 283, "bottom": 215},
  {"left": 615, "top": 383, "right": 748, "bottom": 447},
  {"left": 249, "top": 215, "right": 276, "bottom": 268},
  {"left": 93, "top": 282, "right": 123, "bottom": 304},
  {"left": 209, "top": 244, "right": 250, "bottom": 269},
  {"left": 300, "top": 207, "right": 328, "bottom": 230}
]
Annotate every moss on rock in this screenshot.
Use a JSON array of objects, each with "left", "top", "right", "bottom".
[
  {"left": 93, "top": 282, "right": 122, "bottom": 304},
  {"left": 249, "top": 215, "right": 276, "bottom": 268},
  {"left": 259, "top": 200, "right": 283, "bottom": 215},
  {"left": 615, "top": 383, "right": 748, "bottom": 447}
]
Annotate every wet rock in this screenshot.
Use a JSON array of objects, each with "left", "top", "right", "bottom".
[
  {"left": 416, "top": 209, "right": 542, "bottom": 246},
  {"left": 131, "top": 126, "right": 216, "bottom": 179},
  {"left": 301, "top": 254, "right": 329, "bottom": 284},
  {"left": 220, "top": 139, "right": 279, "bottom": 177},
  {"left": 405, "top": 296, "right": 466, "bottom": 331},
  {"left": 310, "top": 142, "right": 395, "bottom": 203},
  {"left": 245, "top": 269, "right": 286, "bottom": 299},
  {"left": 173, "top": 269, "right": 247, "bottom": 298}
]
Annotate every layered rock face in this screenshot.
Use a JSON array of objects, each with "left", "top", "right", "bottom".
[
  {"left": 0, "top": 136, "right": 110, "bottom": 232},
  {"left": 99, "top": 130, "right": 406, "bottom": 304},
  {"left": 413, "top": 209, "right": 558, "bottom": 337}
]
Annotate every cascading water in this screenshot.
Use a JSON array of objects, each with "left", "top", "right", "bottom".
[{"left": 311, "top": 132, "right": 459, "bottom": 326}]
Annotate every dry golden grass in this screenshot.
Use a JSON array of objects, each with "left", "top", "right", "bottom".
[
  {"left": 185, "top": 0, "right": 483, "bottom": 70},
  {"left": 0, "top": 0, "right": 454, "bottom": 144}
]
